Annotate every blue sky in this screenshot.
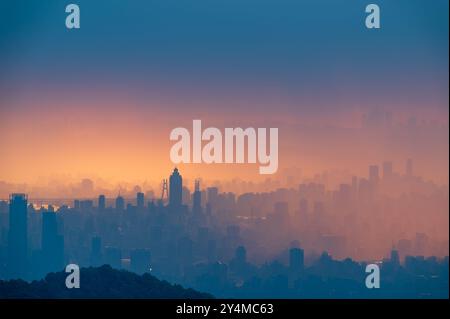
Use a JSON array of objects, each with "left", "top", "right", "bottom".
[{"left": 0, "top": 0, "right": 448, "bottom": 114}]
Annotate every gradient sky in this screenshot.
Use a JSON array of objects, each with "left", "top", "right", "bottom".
[{"left": 0, "top": 0, "right": 448, "bottom": 185}]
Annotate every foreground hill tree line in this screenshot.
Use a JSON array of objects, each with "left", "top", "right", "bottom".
[{"left": 0, "top": 265, "right": 213, "bottom": 299}]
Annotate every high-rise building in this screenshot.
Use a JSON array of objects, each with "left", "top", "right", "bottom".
[
  {"left": 136, "top": 192, "right": 145, "bottom": 210},
  {"left": 169, "top": 168, "right": 182, "bottom": 207},
  {"left": 42, "top": 211, "right": 64, "bottom": 273},
  {"left": 80, "top": 200, "right": 93, "bottom": 211},
  {"left": 192, "top": 180, "right": 202, "bottom": 215},
  {"left": 98, "top": 194, "right": 106, "bottom": 211},
  {"left": 115, "top": 195, "right": 125, "bottom": 211},
  {"left": 8, "top": 193, "right": 28, "bottom": 279}
]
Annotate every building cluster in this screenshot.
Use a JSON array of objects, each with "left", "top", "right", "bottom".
[{"left": 0, "top": 162, "right": 448, "bottom": 297}]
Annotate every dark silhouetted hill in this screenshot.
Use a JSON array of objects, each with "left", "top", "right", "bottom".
[{"left": 0, "top": 265, "right": 213, "bottom": 299}]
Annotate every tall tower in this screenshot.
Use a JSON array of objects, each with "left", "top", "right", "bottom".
[
  {"left": 192, "top": 179, "right": 202, "bottom": 215},
  {"left": 169, "top": 168, "right": 183, "bottom": 207},
  {"left": 136, "top": 192, "right": 145, "bottom": 210},
  {"left": 8, "top": 193, "right": 28, "bottom": 279}
]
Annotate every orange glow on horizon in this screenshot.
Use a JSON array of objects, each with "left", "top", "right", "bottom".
[{"left": 0, "top": 97, "right": 448, "bottom": 188}]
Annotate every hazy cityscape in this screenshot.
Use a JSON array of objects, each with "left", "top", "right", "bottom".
[
  {"left": 0, "top": 159, "right": 448, "bottom": 298},
  {"left": 0, "top": 0, "right": 448, "bottom": 300}
]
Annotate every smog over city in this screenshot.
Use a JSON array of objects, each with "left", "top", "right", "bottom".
[{"left": 0, "top": 0, "right": 448, "bottom": 310}]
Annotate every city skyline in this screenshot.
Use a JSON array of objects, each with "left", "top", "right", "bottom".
[
  {"left": 0, "top": 0, "right": 448, "bottom": 300},
  {"left": 0, "top": 155, "right": 448, "bottom": 200},
  {"left": 0, "top": 166, "right": 448, "bottom": 298}
]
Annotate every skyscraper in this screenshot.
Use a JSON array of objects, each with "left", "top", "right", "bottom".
[
  {"left": 8, "top": 193, "right": 28, "bottom": 279},
  {"left": 192, "top": 180, "right": 202, "bottom": 215},
  {"left": 169, "top": 168, "right": 182, "bottom": 207},
  {"left": 115, "top": 195, "right": 125, "bottom": 211},
  {"left": 98, "top": 194, "right": 106, "bottom": 211},
  {"left": 136, "top": 192, "right": 145, "bottom": 210}
]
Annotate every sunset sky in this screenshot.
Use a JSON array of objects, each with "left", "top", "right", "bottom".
[{"left": 0, "top": 0, "right": 448, "bottom": 186}]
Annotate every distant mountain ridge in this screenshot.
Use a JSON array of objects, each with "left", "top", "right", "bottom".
[{"left": 0, "top": 265, "right": 213, "bottom": 299}]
